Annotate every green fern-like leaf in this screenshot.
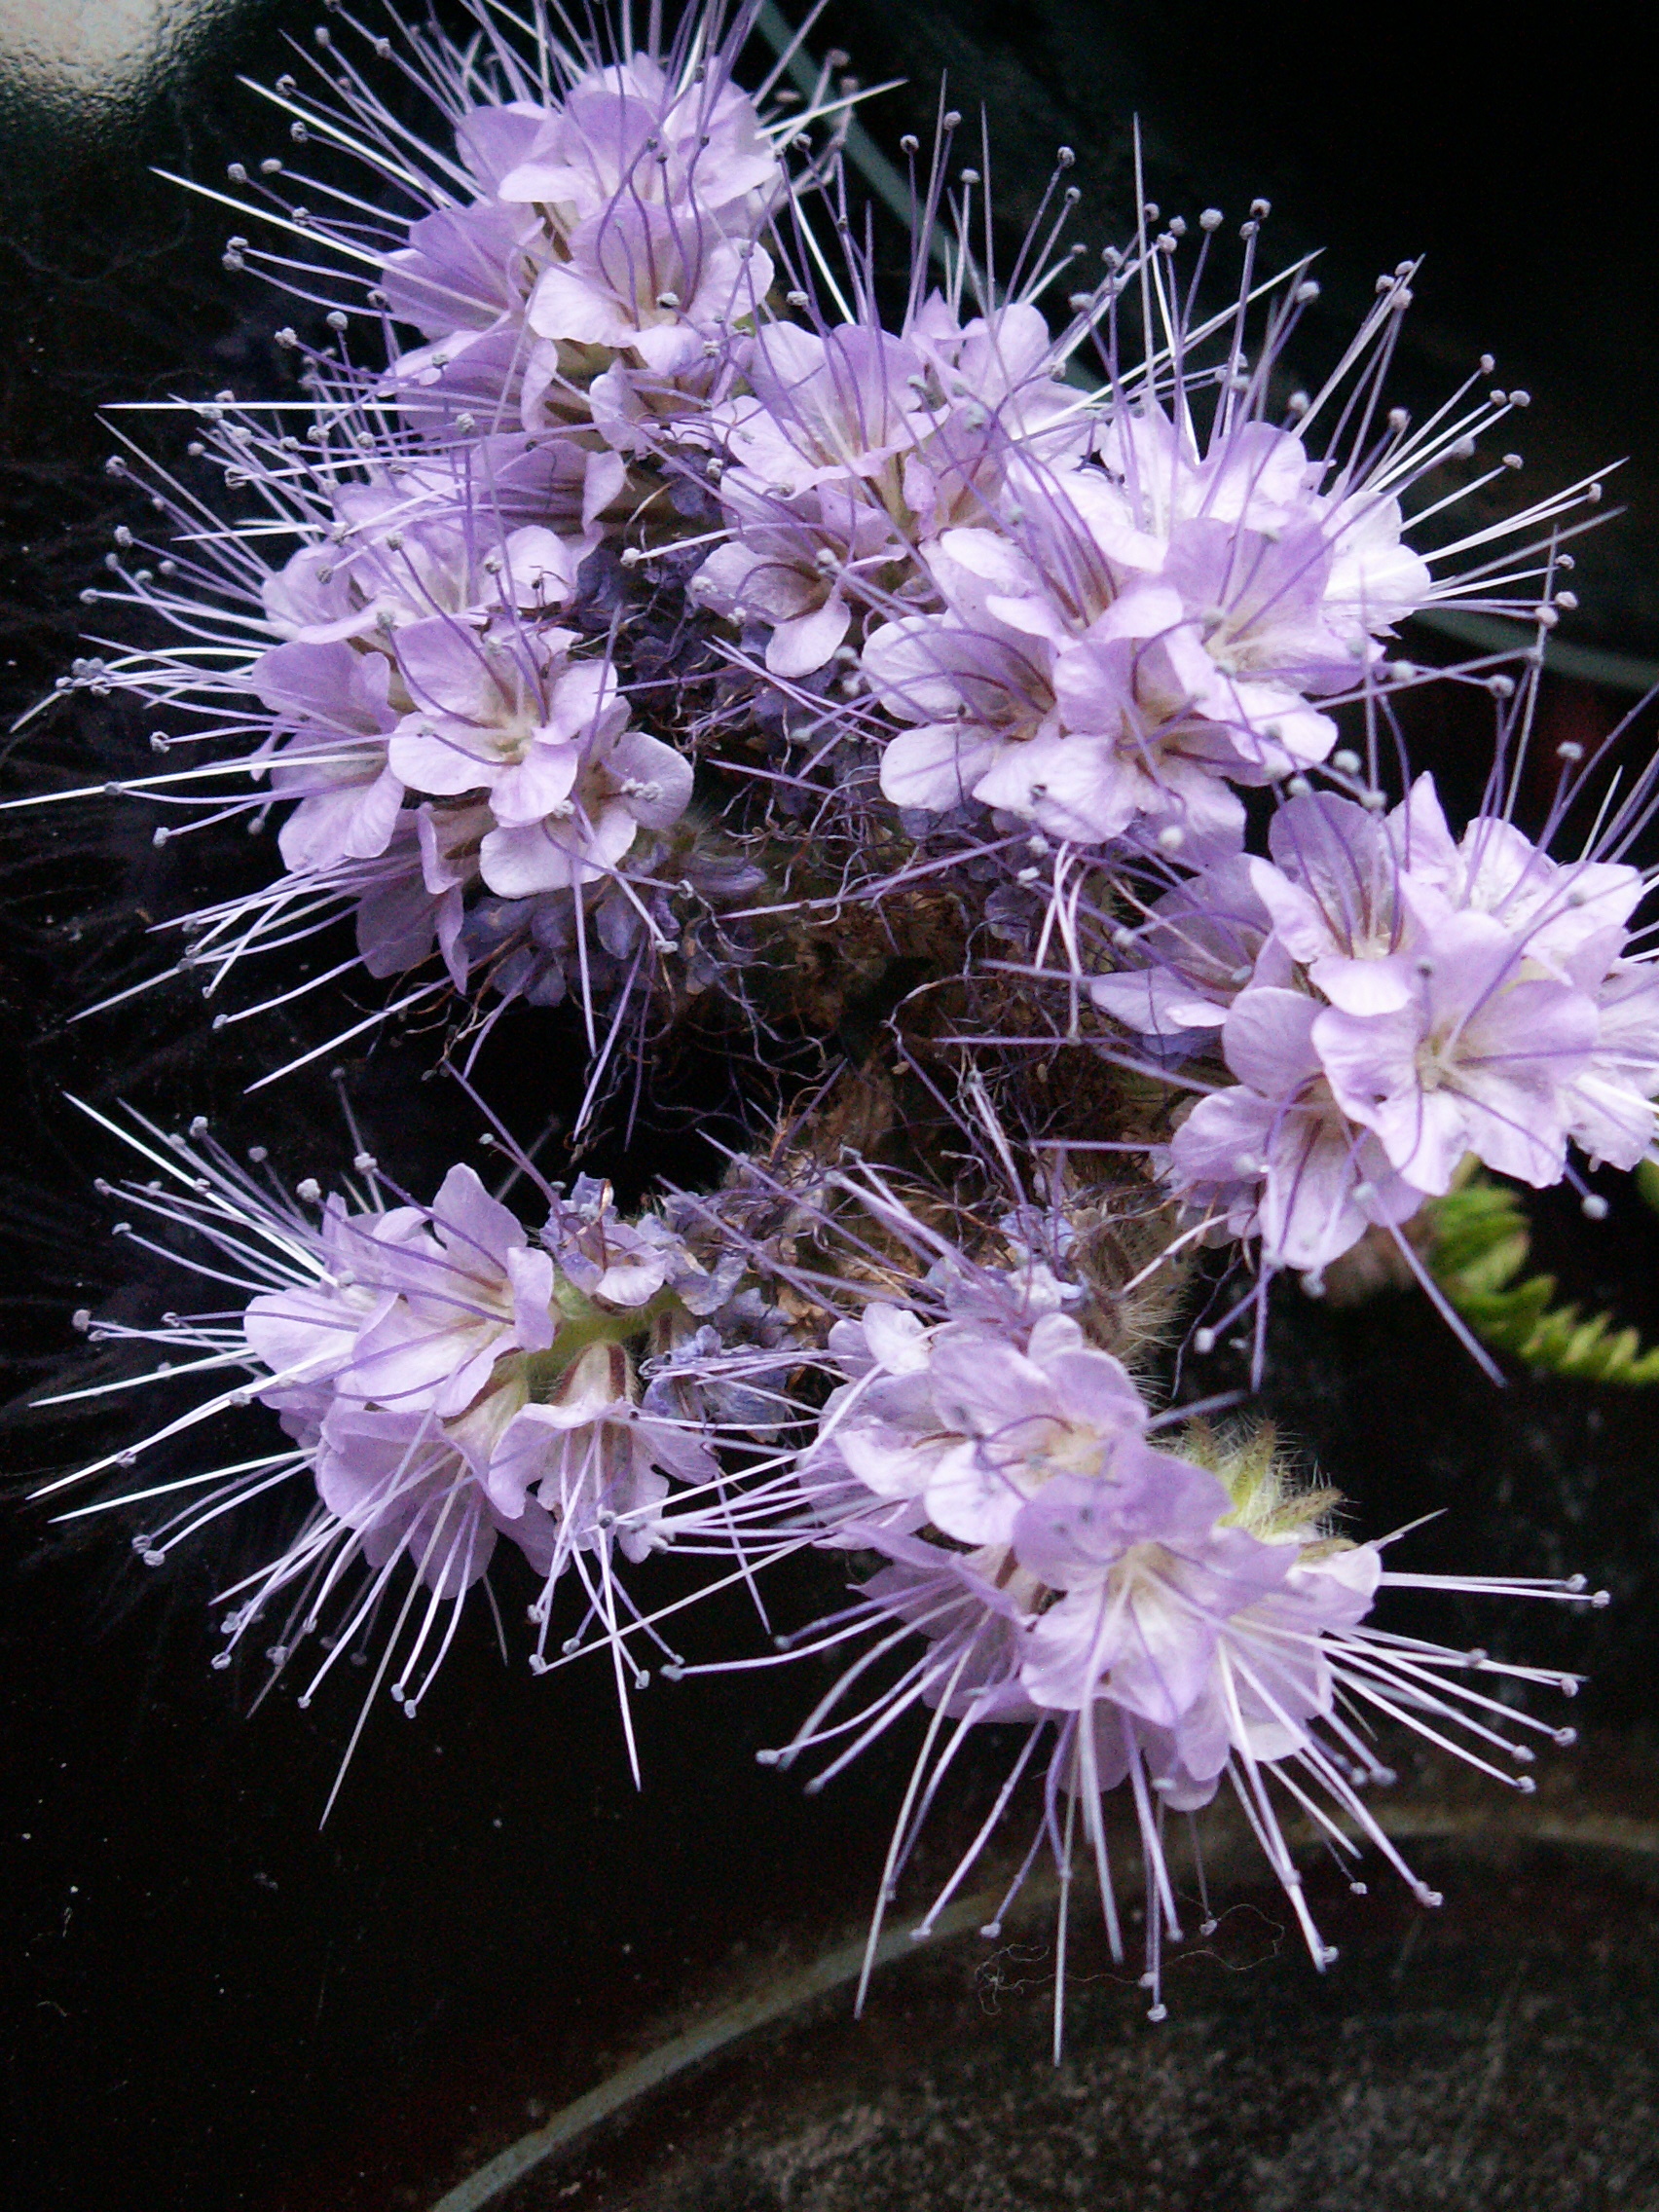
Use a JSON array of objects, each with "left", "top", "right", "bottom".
[{"left": 1422, "top": 1171, "right": 1659, "bottom": 1385}]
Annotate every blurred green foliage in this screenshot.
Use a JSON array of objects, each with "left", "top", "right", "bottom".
[{"left": 1425, "top": 1170, "right": 1659, "bottom": 1385}]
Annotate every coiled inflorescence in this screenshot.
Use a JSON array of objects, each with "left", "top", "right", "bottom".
[{"left": 23, "top": 0, "right": 1650, "bottom": 2040}]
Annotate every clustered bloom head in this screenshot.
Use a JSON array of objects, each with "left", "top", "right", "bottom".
[
  {"left": 254, "top": 474, "right": 692, "bottom": 947},
  {"left": 62, "top": 1110, "right": 777, "bottom": 1769},
  {"left": 1088, "top": 776, "right": 1659, "bottom": 1279},
  {"left": 686, "top": 216, "right": 1584, "bottom": 879},
  {"left": 859, "top": 413, "right": 1410, "bottom": 857},
  {"left": 40, "top": 8, "right": 826, "bottom": 1073},
  {"left": 40, "top": 0, "right": 1602, "bottom": 1101},
  {"left": 381, "top": 35, "right": 785, "bottom": 419},
  {"left": 758, "top": 1230, "right": 1598, "bottom": 2025}
]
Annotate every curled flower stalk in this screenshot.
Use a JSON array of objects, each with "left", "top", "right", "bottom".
[{"left": 12, "top": 0, "right": 1652, "bottom": 2048}]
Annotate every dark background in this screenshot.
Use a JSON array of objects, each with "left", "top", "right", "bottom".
[{"left": 4, "top": 5, "right": 1659, "bottom": 2207}]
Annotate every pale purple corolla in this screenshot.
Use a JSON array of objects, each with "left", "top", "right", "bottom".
[
  {"left": 473, "top": 716, "right": 694, "bottom": 897},
  {"left": 261, "top": 482, "right": 582, "bottom": 648},
  {"left": 369, "top": 613, "right": 692, "bottom": 898},
  {"left": 487, "top": 1340, "right": 720, "bottom": 1567},
  {"left": 254, "top": 638, "right": 405, "bottom": 876},
  {"left": 204, "top": 449, "right": 696, "bottom": 1017},
  {"left": 1091, "top": 403, "right": 1432, "bottom": 688},
  {"left": 808, "top": 1282, "right": 1359, "bottom": 1759},
  {"left": 378, "top": 101, "right": 555, "bottom": 361},
  {"left": 1244, "top": 781, "right": 1447, "bottom": 1014},
  {"left": 1312, "top": 903, "right": 1600, "bottom": 1196},
  {"left": 854, "top": 381, "right": 1439, "bottom": 850},
  {"left": 866, "top": 521, "right": 1335, "bottom": 850},
  {"left": 1164, "top": 987, "right": 1421, "bottom": 1270},
  {"left": 1088, "top": 854, "right": 1285, "bottom": 1045},
  {"left": 244, "top": 1161, "right": 557, "bottom": 1420},
  {"left": 330, "top": 799, "right": 489, "bottom": 990},
  {"left": 1011, "top": 1456, "right": 1346, "bottom": 1737},
  {"left": 498, "top": 56, "right": 783, "bottom": 237},
  {"left": 382, "top": 54, "right": 784, "bottom": 418},
  {"left": 387, "top": 620, "right": 623, "bottom": 822},
  {"left": 526, "top": 211, "right": 773, "bottom": 376},
  {"left": 715, "top": 322, "right": 935, "bottom": 503},
  {"left": 1236, "top": 778, "right": 1643, "bottom": 1017},
  {"left": 1035, "top": 583, "right": 1326, "bottom": 849},
  {"left": 806, "top": 1300, "right": 1155, "bottom": 1550},
  {"left": 691, "top": 480, "right": 899, "bottom": 679},
  {"left": 501, "top": 52, "right": 785, "bottom": 412},
  {"left": 72, "top": 1113, "right": 779, "bottom": 1731},
  {"left": 907, "top": 297, "right": 1095, "bottom": 492},
  {"left": 864, "top": 540, "right": 1064, "bottom": 817},
  {"left": 1411, "top": 803, "right": 1646, "bottom": 985},
  {"left": 690, "top": 300, "right": 1094, "bottom": 678},
  {"left": 1565, "top": 958, "right": 1659, "bottom": 1169},
  {"left": 315, "top": 1401, "right": 561, "bottom": 1599}
]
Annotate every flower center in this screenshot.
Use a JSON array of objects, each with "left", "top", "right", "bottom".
[
  {"left": 1013, "top": 1415, "right": 1108, "bottom": 1485},
  {"left": 1416, "top": 1029, "right": 1459, "bottom": 1092}
]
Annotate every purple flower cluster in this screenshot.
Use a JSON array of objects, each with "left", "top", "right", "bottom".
[
  {"left": 756, "top": 1236, "right": 1596, "bottom": 2020},
  {"left": 1092, "top": 778, "right": 1659, "bottom": 1274},
  {"left": 256, "top": 473, "right": 696, "bottom": 979},
  {"left": 244, "top": 1160, "right": 731, "bottom": 1585},
  {"left": 380, "top": 45, "right": 783, "bottom": 419},
  {"left": 34, "top": 0, "right": 1604, "bottom": 1094},
  {"left": 810, "top": 1284, "right": 1383, "bottom": 1781},
  {"left": 25, "top": 0, "right": 1650, "bottom": 2046},
  {"left": 37, "top": 10, "right": 821, "bottom": 1073},
  {"left": 860, "top": 402, "right": 1424, "bottom": 856},
  {"left": 680, "top": 229, "right": 1587, "bottom": 871},
  {"left": 65, "top": 1112, "right": 775, "bottom": 1748}
]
